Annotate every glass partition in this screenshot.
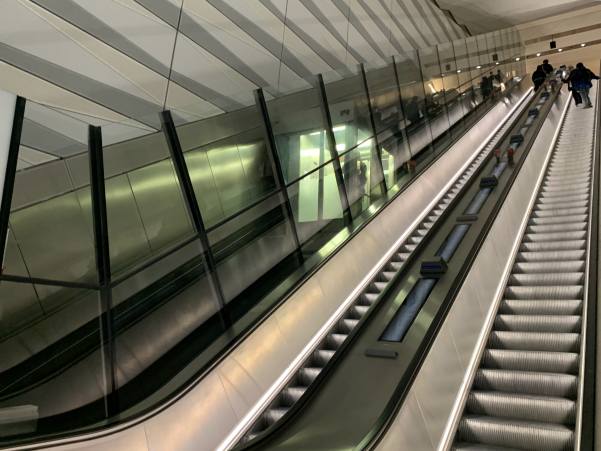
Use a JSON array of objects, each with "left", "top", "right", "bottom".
[{"left": 0, "top": 24, "right": 528, "bottom": 445}]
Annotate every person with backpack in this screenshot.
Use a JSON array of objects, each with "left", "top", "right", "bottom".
[
  {"left": 532, "top": 65, "right": 547, "bottom": 91},
  {"left": 563, "top": 65, "right": 582, "bottom": 106},
  {"left": 566, "top": 63, "right": 599, "bottom": 108},
  {"left": 542, "top": 59, "right": 554, "bottom": 75}
]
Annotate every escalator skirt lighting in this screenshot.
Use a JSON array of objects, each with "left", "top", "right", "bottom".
[
  {"left": 380, "top": 278, "right": 437, "bottom": 342},
  {"left": 436, "top": 224, "right": 471, "bottom": 262}
]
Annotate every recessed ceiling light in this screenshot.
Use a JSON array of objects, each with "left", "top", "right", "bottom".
[
  {"left": 581, "top": 43, "right": 586, "bottom": 47},
  {"left": 536, "top": 52, "right": 541, "bottom": 57},
  {"left": 476, "top": 65, "right": 481, "bottom": 69},
  {"left": 495, "top": 62, "right": 499, "bottom": 65},
  {"left": 457, "top": 69, "right": 461, "bottom": 73},
  {"left": 515, "top": 57, "right": 520, "bottom": 61},
  {"left": 558, "top": 48, "right": 563, "bottom": 52}
]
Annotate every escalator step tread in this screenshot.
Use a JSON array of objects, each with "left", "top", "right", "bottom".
[{"left": 474, "top": 369, "right": 577, "bottom": 398}]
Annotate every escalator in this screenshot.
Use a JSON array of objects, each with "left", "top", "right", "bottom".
[
  {"left": 222, "top": 81, "right": 597, "bottom": 451},
  {"left": 453, "top": 83, "right": 597, "bottom": 450},
  {"left": 222, "top": 83, "right": 558, "bottom": 450},
  {"left": 0, "top": 67, "right": 530, "bottom": 445}
]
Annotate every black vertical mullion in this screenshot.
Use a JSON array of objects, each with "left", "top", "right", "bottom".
[
  {"left": 88, "top": 125, "right": 117, "bottom": 416},
  {"left": 159, "top": 111, "right": 231, "bottom": 324},
  {"left": 317, "top": 74, "right": 352, "bottom": 226},
  {"left": 0, "top": 96, "right": 25, "bottom": 273},
  {"left": 415, "top": 49, "right": 436, "bottom": 150},
  {"left": 254, "top": 89, "right": 304, "bottom": 262},
  {"left": 359, "top": 63, "right": 387, "bottom": 194},
  {"left": 391, "top": 56, "right": 414, "bottom": 159}
]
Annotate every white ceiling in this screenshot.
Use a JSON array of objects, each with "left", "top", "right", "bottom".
[{"left": 438, "top": 0, "right": 601, "bottom": 33}]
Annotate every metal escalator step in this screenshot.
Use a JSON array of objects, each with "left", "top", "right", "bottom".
[
  {"left": 280, "top": 387, "right": 306, "bottom": 406},
  {"left": 453, "top": 443, "right": 522, "bottom": 451},
  {"left": 338, "top": 318, "right": 359, "bottom": 334},
  {"left": 532, "top": 207, "right": 587, "bottom": 218},
  {"left": 512, "top": 261, "right": 585, "bottom": 273},
  {"left": 409, "top": 236, "right": 423, "bottom": 245},
  {"left": 528, "top": 214, "right": 587, "bottom": 225},
  {"left": 473, "top": 369, "right": 578, "bottom": 398},
  {"left": 381, "top": 271, "right": 396, "bottom": 281},
  {"left": 326, "top": 333, "right": 347, "bottom": 348},
  {"left": 542, "top": 183, "right": 589, "bottom": 193},
  {"left": 534, "top": 200, "right": 588, "bottom": 211},
  {"left": 415, "top": 228, "right": 429, "bottom": 236},
  {"left": 504, "top": 286, "right": 583, "bottom": 300},
  {"left": 537, "top": 194, "right": 588, "bottom": 204},
  {"left": 298, "top": 367, "right": 321, "bottom": 385},
  {"left": 360, "top": 293, "right": 378, "bottom": 305},
  {"left": 527, "top": 222, "right": 586, "bottom": 233},
  {"left": 523, "top": 231, "right": 586, "bottom": 242},
  {"left": 519, "top": 240, "right": 585, "bottom": 252},
  {"left": 488, "top": 331, "right": 580, "bottom": 352},
  {"left": 312, "top": 349, "right": 334, "bottom": 366},
  {"left": 499, "top": 299, "right": 582, "bottom": 316},
  {"left": 353, "top": 305, "right": 369, "bottom": 317},
  {"left": 397, "top": 252, "right": 411, "bottom": 261},
  {"left": 466, "top": 391, "right": 576, "bottom": 424},
  {"left": 373, "top": 281, "right": 387, "bottom": 292},
  {"left": 388, "top": 261, "right": 402, "bottom": 271},
  {"left": 264, "top": 407, "right": 288, "bottom": 425},
  {"left": 457, "top": 416, "right": 573, "bottom": 451},
  {"left": 508, "top": 272, "right": 583, "bottom": 286},
  {"left": 516, "top": 250, "right": 586, "bottom": 262},
  {"left": 493, "top": 315, "right": 581, "bottom": 333},
  {"left": 481, "top": 349, "right": 579, "bottom": 374},
  {"left": 539, "top": 189, "right": 589, "bottom": 199},
  {"left": 403, "top": 244, "right": 417, "bottom": 252}
]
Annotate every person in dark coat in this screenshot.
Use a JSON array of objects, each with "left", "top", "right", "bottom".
[
  {"left": 566, "top": 62, "right": 599, "bottom": 108},
  {"left": 532, "top": 65, "right": 547, "bottom": 91},
  {"left": 563, "top": 65, "right": 582, "bottom": 105},
  {"left": 542, "top": 59, "right": 554, "bottom": 75}
]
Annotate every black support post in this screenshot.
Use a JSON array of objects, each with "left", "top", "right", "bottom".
[
  {"left": 317, "top": 73, "right": 353, "bottom": 226},
  {"left": 88, "top": 125, "right": 117, "bottom": 416},
  {"left": 0, "top": 96, "right": 25, "bottom": 273},
  {"left": 359, "top": 63, "right": 388, "bottom": 194},
  {"left": 159, "top": 111, "right": 230, "bottom": 325},
  {"left": 254, "top": 89, "right": 304, "bottom": 263},
  {"left": 391, "top": 56, "right": 414, "bottom": 158}
]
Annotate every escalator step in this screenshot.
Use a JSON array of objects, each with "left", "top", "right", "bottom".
[
  {"left": 326, "top": 333, "right": 347, "bottom": 349},
  {"left": 512, "top": 261, "right": 584, "bottom": 273},
  {"left": 528, "top": 214, "right": 587, "bottom": 225},
  {"left": 519, "top": 240, "right": 586, "bottom": 252},
  {"left": 338, "top": 319, "right": 359, "bottom": 334},
  {"left": 474, "top": 369, "right": 577, "bottom": 398},
  {"left": 516, "top": 250, "right": 586, "bottom": 262},
  {"left": 499, "top": 299, "right": 582, "bottom": 316},
  {"left": 493, "top": 315, "right": 581, "bottom": 333},
  {"left": 298, "top": 367, "right": 321, "bottom": 385},
  {"left": 508, "top": 272, "right": 583, "bottom": 286},
  {"left": 280, "top": 387, "right": 306, "bottom": 406},
  {"left": 534, "top": 200, "right": 588, "bottom": 210},
  {"left": 523, "top": 231, "right": 586, "bottom": 242},
  {"left": 457, "top": 416, "right": 573, "bottom": 451},
  {"left": 312, "top": 349, "right": 334, "bottom": 366},
  {"left": 504, "top": 285, "right": 583, "bottom": 300},
  {"left": 488, "top": 331, "right": 580, "bottom": 352},
  {"left": 466, "top": 391, "right": 576, "bottom": 424},
  {"left": 264, "top": 407, "right": 288, "bottom": 425},
  {"left": 527, "top": 222, "right": 586, "bottom": 233},
  {"left": 532, "top": 207, "right": 587, "bottom": 218}
]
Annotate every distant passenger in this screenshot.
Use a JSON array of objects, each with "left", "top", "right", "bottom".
[
  {"left": 495, "top": 69, "right": 504, "bottom": 84},
  {"left": 480, "top": 76, "right": 491, "bottom": 100},
  {"left": 542, "top": 59, "right": 554, "bottom": 75},
  {"left": 405, "top": 96, "right": 421, "bottom": 125},
  {"left": 566, "top": 62, "right": 599, "bottom": 108},
  {"left": 532, "top": 65, "right": 547, "bottom": 91},
  {"left": 563, "top": 65, "right": 582, "bottom": 106}
]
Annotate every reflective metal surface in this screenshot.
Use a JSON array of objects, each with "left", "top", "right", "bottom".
[{"left": 13, "top": 91, "right": 529, "bottom": 451}]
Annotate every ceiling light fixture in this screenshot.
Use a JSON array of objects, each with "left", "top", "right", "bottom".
[
  {"left": 536, "top": 52, "right": 541, "bottom": 57},
  {"left": 558, "top": 48, "right": 563, "bottom": 52},
  {"left": 476, "top": 65, "right": 481, "bottom": 69},
  {"left": 495, "top": 62, "right": 499, "bottom": 65},
  {"left": 457, "top": 69, "right": 461, "bottom": 73},
  {"left": 581, "top": 43, "right": 586, "bottom": 47},
  {"left": 515, "top": 57, "right": 520, "bottom": 61}
]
